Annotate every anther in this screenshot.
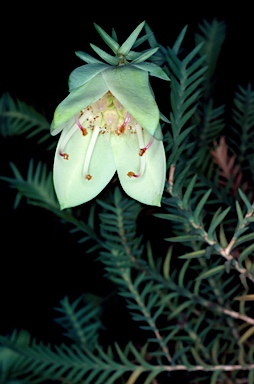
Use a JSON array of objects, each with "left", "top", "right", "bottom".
[
  {"left": 60, "top": 153, "right": 69, "bottom": 160},
  {"left": 127, "top": 171, "right": 139, "bottom": 178}
]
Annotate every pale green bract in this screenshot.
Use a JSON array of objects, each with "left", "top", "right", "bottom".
[
  {"left": 51, "top": 66, "right": 160, "bottom": 137},
  {"left": 51, "top": 21, "right": 170, "bottom": 209}
]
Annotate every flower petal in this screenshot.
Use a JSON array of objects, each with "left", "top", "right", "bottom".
[
  {"left": 68, "top": 63, "right": 110, "bottom": 91},
  {"left": 53, "top": 128, "right": 116, "bottom": 209},
  {"left": 111, "top": 130, "right": 166, "bottom": 206},
  {"left": 102, "top": 66, "right": 160, "bottom": 137},
  {"left": 51, "top": 73, "right": 108, "bottom": 134}
]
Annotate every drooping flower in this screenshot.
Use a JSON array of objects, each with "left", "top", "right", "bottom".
[{"left": 51, "top": 21, "right": 170, "bottom": 209}]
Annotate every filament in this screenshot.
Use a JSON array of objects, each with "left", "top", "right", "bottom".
[
  {"left": 83, "top": 125, "right": 101, "bottom": 180},
  {"left": 127, "top": 125, "right": 146, "bottom": 178},
  {"left": 121, "top": 112, "right": 131, "bottom": 131},
  {"left": 59, "top": 123, "right": 80, "bottom": 160}
]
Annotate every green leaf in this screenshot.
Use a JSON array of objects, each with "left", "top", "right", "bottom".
[
  {"left": 186, "top": 57, "right": 207, "bottom": 77},
  {"left": 238, "top": 243, "right": 254, "bottom": 268},
  {"left": 211, "top": 338, "right": 220, "bottom": 364},
  {"left": 191, "top": 347, "right": 210, "bottom": 367},
  {"left": 182, "top": 174, "right": 197, "bottom": 209},
  {"left": 174, "top": 125, "right": 195, "bottom": 147},
  {"left": 193, "top": 189, "right": 212, "bottom": 225},
  {"left": 146, "top": 241, "right": 155, "bottom": 269},
  {"left": 234, "top": 226, "right": 250, "bottom": 240},
  {"left": 238, "top": 188, "right": 253, "bottom": 214},
  {"left": 239, "top": 325, "right": 254, "bottom": 344},
  {"left": 154, "top": 213, "right": 187, "bottom": 222},
  {"left": 0, "top": 92, "right": 52, "bottom": 147},
  {"left": 219, "top": 224, "right": 228, "bottom": 248},
  {"left": 172, "top": 25, "right": 188, "bottom": 55},
  {"left": 182, "top": 43, "right": 204, "bottom": 66},
  {"left": 174, "top": 105, "right": 198, "bottom": 131},
  {"left": 205, "top": 245, "right": 216, "bottom": 259},
  {"left": 195, "top": 265, "right": 225, "bottom": 280},
  {"left": 165, "top": 235, "right": 202, "bottom": 243},
  {"left": 168, "top": 300, "right": 192, "bottom": 319},
  {"left": 132, "top": 62, "right": 170, "bottom": 80},
  {"left": 235, "top": 200, "right": 244, "bottom": 224},
  {"left": 233, "top": 232, "right": 254, "bottom": 248},
  {"left": 207, "top": 206, "right": 231, "bottom": 241},
  {"left": 93, "top": 23, "right": 120, "bottom": 53},
  {"left": 178, "top": 250, "right": 206, "bottom": 259},
  {"left": 162, "top": 246, "right": 173, "bottom": 280},
  {"left": 96, "top": 199, "right": 117, "bottom": 213},
  {"left": 131, "top": 47, "right": 159, "bottom": 64},
  {"left": 248, "top": 369, "right": 254, "bottom": 384},
  {"left": 133, "top": 32, "right": 153, "bottom": 49},
  {"left": 143, "top": 371, "right": 161, "bottom": 384},
  {"left": 75, "top": 50, "right": 103, "bottom": 64},
  {"left": 118, "top": 21, "right": 145, "bottom": 55},
  {"left": 178, "top": 259, "right": 191, "bottom": 287},
  {"left": 90, "top": 44, "right": 119, "bottom": 65}
]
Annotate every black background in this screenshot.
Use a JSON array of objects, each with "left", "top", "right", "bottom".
[{"left": 1, "top": 2, "right": 254, "bottom": 343}]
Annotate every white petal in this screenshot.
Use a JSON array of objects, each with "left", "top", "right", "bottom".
[
  {"left": 54, "top": 128, "right": 116, "bottom": 209},
  {"left": 111, "top": 130, "right": 166, "bottom": 206}
]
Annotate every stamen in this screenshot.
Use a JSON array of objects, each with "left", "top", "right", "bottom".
[
  {"left": 127, "top": 171, "right": 139, "bottom": 178},
  {"left": 83, "top": 125, "right": 100, "bottom": 181},
  {"left": 75, "top": 116, "right": 88, "bottom": 136},
  {"left": 127, "top": 125, "right": 146, "bottom": 178},
  {"left": 139, "top": 137, "right": 154, "bottom": 156},
  {"left": 115, "top": 112, "right": 131, "bottom": 135},
  {"left": 59, "top": 123, "right": 80, "bottom": 160}
]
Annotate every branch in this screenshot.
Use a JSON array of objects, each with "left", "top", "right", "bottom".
[{"left": 166, "top": 165, "right": 254, "bottom": 283}]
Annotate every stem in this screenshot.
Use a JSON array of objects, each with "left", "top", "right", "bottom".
[{"left": 167, "top": 168, "right": 254, "bottom": 283}]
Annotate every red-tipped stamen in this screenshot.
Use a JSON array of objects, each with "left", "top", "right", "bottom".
[
  {"left": 83, "top": 126, "right": 101, "bottom": 181},
  {"left": 139, "top": 137, "right": 154, "bottom": 156},
  {"left": 127, "top": 125, "right": 146, "bottom": 178},
  {"left": 127, "top": 171, "right": 140, "bottom": 178},
  {"left": 59, "top": 124, "right": 80, "bottom": 160},
  {"left": 59, "top": 115, "right": 89, "bottom": 159},
  {"left": 115, "top": 112, "right": 131, "bottom": 135},
  {"left": 75, "top": 116, "right": 88, "bottom": 136}
]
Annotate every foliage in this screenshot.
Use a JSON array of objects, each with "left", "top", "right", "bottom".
[{"left": 1, "top": 18, "right": 254, "bottom": 384}]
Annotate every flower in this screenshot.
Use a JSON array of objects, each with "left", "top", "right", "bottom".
[{"left": 51, "top": 22, "right": 170, "bottom": 209}]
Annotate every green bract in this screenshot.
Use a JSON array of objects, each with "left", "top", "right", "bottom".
[
  {"left": 51, "top": 66, "right": 161, "bottom": 138},
  {"left": 51, "top": 21, "right": 170, "bottom": 209}
]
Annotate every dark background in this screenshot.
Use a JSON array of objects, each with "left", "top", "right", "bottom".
[{"left": 1, "top": 2, "right": 254, "bottom": 343}]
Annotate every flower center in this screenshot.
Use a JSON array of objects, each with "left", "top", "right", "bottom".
[{"left": 59, "top": 91, "right": 153, "bottom": 180}]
